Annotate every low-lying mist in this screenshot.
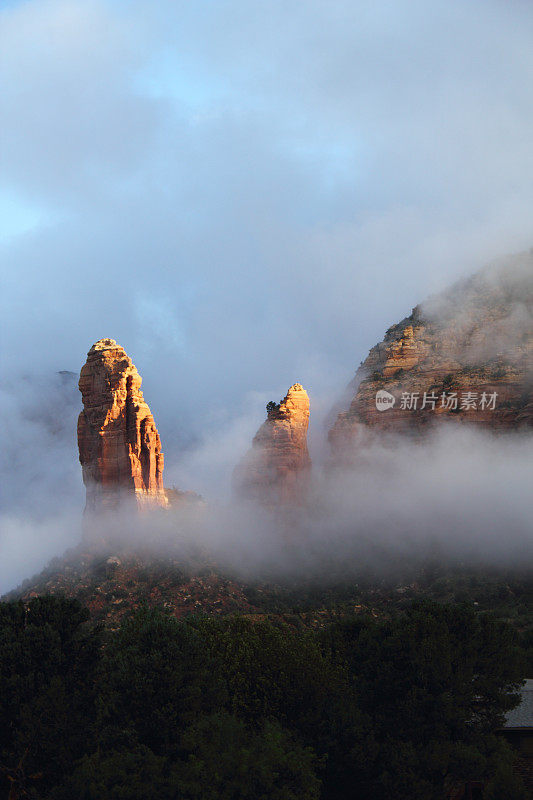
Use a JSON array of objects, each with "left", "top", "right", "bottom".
[
  {"left": 111, "top": 425, "right": 533, "bottom": 579},
  {"left": 2, "top": 394, "right": 530, "bottom": 596}
]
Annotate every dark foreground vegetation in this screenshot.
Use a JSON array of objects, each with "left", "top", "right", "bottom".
[{"left": 0, "top": 596, "right": 529, "bottom": 799}]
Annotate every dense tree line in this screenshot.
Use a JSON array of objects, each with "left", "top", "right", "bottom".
[{"left": 0, "top": 596, "right": 529, "bottom": 799}]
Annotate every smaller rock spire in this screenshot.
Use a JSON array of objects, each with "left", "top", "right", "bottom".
[{"left": 234, "top": 382, "right": 311, "bottom": 507}]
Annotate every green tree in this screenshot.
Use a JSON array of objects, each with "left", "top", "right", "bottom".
[
  {"left": 89, "top": 611, "right": 326, "bottom": 799},
  {"left": 320, "top": 602, "right": 526, "bottom": 799},
  {"left": 194, "top": 616, "right": 367, "bottom": 799},
  {"left": 177, "top": 713, "right": 321, "bottom": 800},
  {"left": 0, "top": 596, "right": 101, "bottom": 798},
  {"left": 49, "top": 744, "right": 179, "bottom": 800},
  {"left": 96, "top": 606, "right": 224, "bottom": 757}
]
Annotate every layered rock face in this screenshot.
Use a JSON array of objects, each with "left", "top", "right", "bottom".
[
  {"left": 235, "top": 383, "right": 311, "bottom": 507},
  {"left": 330, "top": 252, "right": 533, "bottom": 455},
  {"left": 78, "top": 339, "right": 168, "bottom": 512}
]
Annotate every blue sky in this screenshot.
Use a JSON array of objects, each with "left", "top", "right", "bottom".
[{"left": 2, "top": 0, "right": 533, "bottom": 500}]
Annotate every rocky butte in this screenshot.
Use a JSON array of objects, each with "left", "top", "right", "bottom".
[
  {"left": 78, "top": 338, "right": 168, "bottom": 513},
  {"left": 234, "top": 383, "right": 311, "bottom": 507},
  {"left": 330, "top": 252, "right": 533, "bottom": 457}
]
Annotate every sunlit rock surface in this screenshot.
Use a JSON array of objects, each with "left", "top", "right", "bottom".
[
  {"left": 78, "top": 338, "right": 168, "bottom": 513},
  {"left": 330, "top": 252, "right": 533, "bottom": 456},
  {"left": 235, "top": 383, "right": 311, "bottom": 507}
]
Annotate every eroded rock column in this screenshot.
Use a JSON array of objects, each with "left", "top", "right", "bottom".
[
  {"left": 78, "top": 338, "right": 168, "bottom": 512},
  {"left": 234, "top": 383, "right": 311, "bottom": 507}
]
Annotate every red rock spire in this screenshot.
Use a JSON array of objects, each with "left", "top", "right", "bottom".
[
  {"left": 77, "top": 338, "right": 167, "bottom": 512},
  {"left": 235, "top": 383, "right": 311, "bottom": 507}
]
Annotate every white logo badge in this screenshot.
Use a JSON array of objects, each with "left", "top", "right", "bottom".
[{"left": 375, "top": 390, "right": 396, "bottom": 411}]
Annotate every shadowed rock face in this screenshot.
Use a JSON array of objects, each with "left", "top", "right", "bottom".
[
  {"left": 78, "top": 339, "right": 168, "bottom": 512},
  {"left": 330, "top": 253, "right": 533, "bottom": 457},
  {"left": 234, "top": 383, "right": 311, "bottom": 507}
]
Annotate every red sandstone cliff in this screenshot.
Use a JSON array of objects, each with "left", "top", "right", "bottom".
[
  {"left": 235, "top": 383, "right": 311, "bottom": 507},
  {"left": 78, "top": 338, "right": 168, "bottom": 512},
  {"left": 330, "top": 253, "right": 533, "bottom": 456}
]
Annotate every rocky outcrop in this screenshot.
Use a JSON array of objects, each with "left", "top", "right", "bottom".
[
  {"left": 234, "top": 383, "right": 311, "bottom": 507},
  {"left": 330, "top": 252, "right": 533, "bottom": 456},
  {"left": 78, "top": 339, "right": 168, "bottom": 512}
]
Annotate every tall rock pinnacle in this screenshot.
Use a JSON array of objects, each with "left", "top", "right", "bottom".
[
  {"left": 77, "top": 339, "right": 168, "bottom": 512},
  {"left": 234, "top": 383, "right": 311, "bottom": 507}
]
